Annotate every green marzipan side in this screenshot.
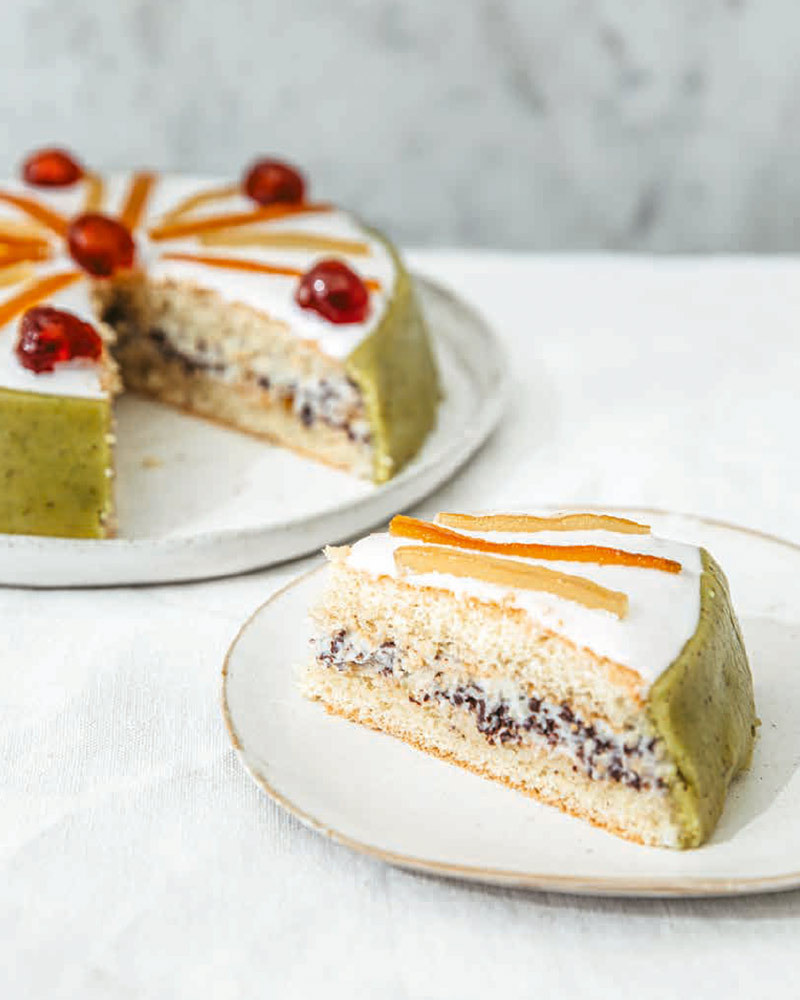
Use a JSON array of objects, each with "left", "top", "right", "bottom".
[
  {"left": 0, "top": 386, "right": 113, "bottom": 539},
  {"left": 648, "top": 549, "right": 757, "bottom": 847},
  {"left": 345, "top": 240, "right": 440, "bottom": 484}
]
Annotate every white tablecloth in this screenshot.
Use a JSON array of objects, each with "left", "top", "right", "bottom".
[{"left": 3, "top": 253, "right": 798, "bottom": 999}]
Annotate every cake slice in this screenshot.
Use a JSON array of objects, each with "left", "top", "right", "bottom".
[
  {"left": 0, "top": 269, "right": 119, "bottom": 538},
  {"left": 303, "top": 511, "right": 757, "bottom": 848}
]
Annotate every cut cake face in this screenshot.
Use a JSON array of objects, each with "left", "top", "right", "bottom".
[
  {"left": 303, "top": 511, "right": 757, "bottom": 849},
  {"left": 0, "top": 150, "right": 439, "bottom": 538}
]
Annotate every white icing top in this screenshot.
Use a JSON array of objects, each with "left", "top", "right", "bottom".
[
  {"left": 344, "top": 513, "right": 704, "bottom": 691},
  {"left": 0, "top": 170, "right": 398, "bottom": 400}
]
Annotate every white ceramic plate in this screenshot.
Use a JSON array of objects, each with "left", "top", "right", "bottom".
[
  {"left": 223, "top": 508, "right": 800, "bottom": 898},
  {"left": 0, "top": 277, "right": 506, "bottom": 587}
]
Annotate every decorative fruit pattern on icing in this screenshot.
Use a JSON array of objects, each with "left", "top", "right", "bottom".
[
  {"left": 0, "top": 149, "right": 383, "bottom": 380},
  {"left": 22, "top": 148, "right": 84, "bottom": 188},
  {"left": 296, "top": 259, "right": 371, "bottom": 324}
]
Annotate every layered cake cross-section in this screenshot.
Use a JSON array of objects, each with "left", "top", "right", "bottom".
[
  {"left": 0, "top": 147, "right": 439, "bottom": 538},
  {"left": 303, "top": 511, "right": 757, "bottom": 848}
]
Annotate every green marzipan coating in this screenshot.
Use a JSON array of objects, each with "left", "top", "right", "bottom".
[
  {"left": 649, "top": 549, "right": 757, "bottom": 847},
  {"left": 0, "top": 386, "right": 113, "bottom": 538},
  {"left": 345, "top": 240, "right": 439, "bottom": 483}
]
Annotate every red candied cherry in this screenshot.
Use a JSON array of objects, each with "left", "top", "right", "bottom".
[
  {"left": 22, "top": 147, "right": 84, "bottom": 187},
  {"left": 243, "top": 158, "right": 306, "bottom": 206},
  {"left": 295, "top": 259, "right": 370, "bottom": 324},
  {"left": 67, "top": 213, "right": 136, "bottom": 277},
  {"left": 16, "top": 306, "right": 102, "bottom": 373}
]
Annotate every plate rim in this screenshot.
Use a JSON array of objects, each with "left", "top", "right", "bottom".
[
  {"left": 221, "top": 505, "right": 800, "bottom": 898},
  {"left": 0, "top": 274, "right": 509, "bottom": 585}
]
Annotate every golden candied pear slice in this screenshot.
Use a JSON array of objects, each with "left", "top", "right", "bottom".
[
  {"left": 394, "top": 545, "right": 629, "bottom": 618},
  {"left": 119, "top": 172, "right": 157, "bottom": 230},
  {"left": 0, "top": 218, "right": 51, "bottom": 246},
  {"left": 198, "top": 227, "right": 371, "bottom": 256},
  {"left": 82, "top": 173, "right": 105, "bottom": 212},
  {"left": 0, "top": 262, "right": 36, "bottom": 288},
  {"left": 158, "top": 184, "right": 240, "bottom": 225},
  {"left": 148, "top": 202, "right": 332, "bottom": 241},
  {"left": 438, "top": 512, "right": 651, "bottom": 535}
]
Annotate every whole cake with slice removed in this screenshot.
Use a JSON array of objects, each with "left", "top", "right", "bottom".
[
  {"left": 303, "top": 511, "right": 757, "bottom": 848},
  {"left": 0, "top": 147, "right": 439, "bottom": 538}
]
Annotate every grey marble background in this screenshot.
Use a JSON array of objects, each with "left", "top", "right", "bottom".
[{"left": 3, "top": 0, "right": 800, "bottom": 250}]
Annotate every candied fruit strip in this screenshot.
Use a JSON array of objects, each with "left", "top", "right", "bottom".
[
  {"left": 160, "top": 251, "right": 301, "bottom": 280},
  {"left": 159, "top": 184, "right": 239, "bottom": 225},
  {"left": 389, "top": 515, "right": 681, "bottom": 573},
  {"left": 148, "top": 202, "right": 332, "bottom": 241},
  {"left": 198, "top": 227, "right": 371, "bottom": 256},
  {"left": 438, "top": 512, "right": 651, "bottom": 535},
  {"left": 0, "top": 243, "right": 50, "bottom": 267},
  {"left": 82, "top": 173, "right": 105, "bottom": 213},
  {"left": 160, "top": 251, "right": 382, "bottom": 291},
  {"left": 119, "top": 171, "right": 157, "bottom": 230},
  {"left": 394, "top": 545, "right": 629, "bottom": 619},
  {"left": 0, "top": 270, "right": 82, "bottom": 330},
  {"left": 0, "top": 218, "right": 50, "bottom": 246},
  {"left": 0, "top": 262, "right": 35, "bottom": 288},
  {"left": 0, "top": 191, "right": 69, "bottom": 236}
]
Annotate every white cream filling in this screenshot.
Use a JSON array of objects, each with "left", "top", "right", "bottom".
[{"left": 313, "top": 628, "right": 674, "bottom": 791}]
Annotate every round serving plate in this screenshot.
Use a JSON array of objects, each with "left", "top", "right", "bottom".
[
  {"left": 0, "top": 277, "right": 507, "bottom": 587},
  {"left": 222, "top": 508, "right": 800, "bottom": 898}
]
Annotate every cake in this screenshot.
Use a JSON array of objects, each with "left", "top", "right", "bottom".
[
  {"left": 303, "top": 511, "right": 757, "bottom": 848},
  {"left": 0, "top": 147, "right": 439, "bottom": 538}
]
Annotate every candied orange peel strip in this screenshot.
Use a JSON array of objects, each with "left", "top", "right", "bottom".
[
  {"left": 160, "top": 251, "right": 382, "bottom": 291},
  {"left": 0, "top": 270, "right": 83, "bottom": 329},
  {"left": 438, "top": 512, "right": 651, "bottom": 535},
  {"left": 389, "top": 515, "right": 681, "bottom": 573},
  {"left": 159, "top": 184, "right": 239, "bottom": 225},
  {"left": 0, "top": 262, "right": 35, "bottom": 289},
  {"left": 148, "top": 202, "right": 332, "bottom": 242},
  {"left": 394, "top": 545, "right": 629, "bottom": 619},
  {"left": 119, "top": 171, "right": 157, "bottom": 230},
  {"left": 198, "top": 227, "right": 371, "bottom": 256},
  {"left": 82, "top": 172, "right": 105, "bottom": 213},
  {"left": 0, "top": 191, "right": 69, "bottom": 237}
]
